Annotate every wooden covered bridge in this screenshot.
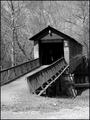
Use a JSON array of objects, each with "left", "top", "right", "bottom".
[{"left": 1, "top": 26, "right": 89, "bottom": 97}]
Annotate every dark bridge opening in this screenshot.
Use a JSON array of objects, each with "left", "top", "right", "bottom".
[{"left": 40, "top": 42, "right": 64, "bottom": 65}]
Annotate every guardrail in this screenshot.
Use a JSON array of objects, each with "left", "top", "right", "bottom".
[
  {"left": 27, "top": 57, "right": 68, "bottom": 94},
  {"left": 0, "top": 58, "right": 40, "bottom": 86}
]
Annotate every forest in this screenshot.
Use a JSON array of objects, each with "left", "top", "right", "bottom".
[{"left": 1, "top": 1, "right": 89, "bottom": 70}]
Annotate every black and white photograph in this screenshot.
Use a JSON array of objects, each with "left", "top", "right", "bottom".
[{"left": 1, "top": 0, "right": 89, "bottom": 119}]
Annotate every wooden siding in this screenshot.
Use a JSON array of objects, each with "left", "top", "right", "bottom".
[
  {"left": 34, "top": 43, "right": 39, "bottom": 59},
  {"left": 64, "top": 41, "right": 69, "bottom": 64},
  {"left": 69, "top": 40, "right": 82, "bottom": 62},
  {"left": 41, "top": 32, "right": 64, "bottom": 40}
]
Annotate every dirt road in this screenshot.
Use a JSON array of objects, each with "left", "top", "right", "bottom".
[{"left": 1, "top": 77, "right": 89, "bottom": 119}]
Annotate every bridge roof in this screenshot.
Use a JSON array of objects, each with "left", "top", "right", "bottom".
[{"left": 29, "top": 25, "right": 82, "bottom": 46}]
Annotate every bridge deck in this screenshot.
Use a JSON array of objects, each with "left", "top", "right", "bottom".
[
  {"left": 24, "top": 65, "right": 49, "bottom": 77},
  {"left": 1, "top": 54, "right": 85, "bottom": 86},
  {"left": 1, "top": 54, "right": 88, "bottom": 98}
]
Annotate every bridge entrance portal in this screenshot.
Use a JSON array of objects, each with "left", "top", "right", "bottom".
[{"left": 40, "top": 42, "right": 64, "bottom": 65}]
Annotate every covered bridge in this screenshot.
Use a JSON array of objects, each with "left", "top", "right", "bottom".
[
  {"left": 1, "top": 26, "right": 88, "bottom": 97},
  {"left": 30, "top": 25, "right": 83, "bottom": 72},
  {"left": 28, "top": 26, "right": 88, "bottom": 97}
]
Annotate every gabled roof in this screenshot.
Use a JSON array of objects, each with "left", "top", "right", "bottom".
[{"left": 29, "top": 25, "right": 82, "bottom": 46}]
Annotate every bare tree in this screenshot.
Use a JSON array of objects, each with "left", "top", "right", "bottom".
[
  {"left": 1, "top": 1, "right": 32, "bottom": 68},
  {"left": 1, "top": 1, "right": 89, "bottom": 69}
]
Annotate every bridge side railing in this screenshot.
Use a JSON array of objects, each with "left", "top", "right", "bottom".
[
  {"left": 0, "top": 58, "right": 40, "bottom": 86},
  {"left": 27, "top": 57, "right": 68, "bottom": 93}
]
